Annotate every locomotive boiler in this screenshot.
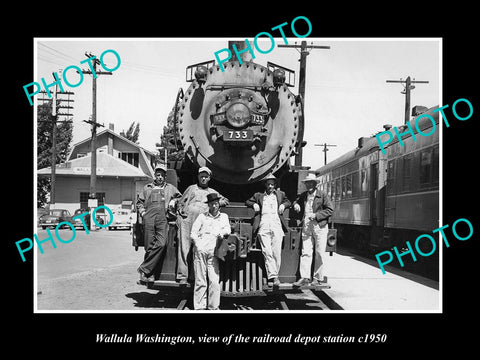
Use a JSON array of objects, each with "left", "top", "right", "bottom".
[{"left": 134, "top": 42, "right": 336, "bottom": 297}]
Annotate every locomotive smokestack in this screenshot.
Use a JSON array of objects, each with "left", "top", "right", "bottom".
[{"left": 228, "top": 41, "right": 253, "bottom": 63}]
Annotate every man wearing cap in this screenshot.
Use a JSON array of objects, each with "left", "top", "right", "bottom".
[
  {"left": 245, "top": 174, "right": 291, "bottom": 287},
  {"left": 176, "top": 166, "right": 229, "bottom": 284},
  {"left": 292, "top": 173, "right": 334, "bottom": 287},
  {"left": 136, "top": 163, "right": 182, "bottom": 282},
  {"left": 190, "top": 193, "right": 231, "bottom": 310}
]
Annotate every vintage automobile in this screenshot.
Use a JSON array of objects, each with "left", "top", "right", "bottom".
[
  {"left": 108, "top": 208, "right": 133, "bottom": 230},
  {"left": 38, "top": 209, "right": 74, "bottom": 229},
  {"left": 72, "top": 208, "right": 91, "bottom": 230}
]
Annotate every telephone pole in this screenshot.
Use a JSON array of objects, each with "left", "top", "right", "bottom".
[
  {"left": 278, "top": 41, "right": 330, "bottom": 167},
  {"left": 386, "top": 76, "right": 429, "bottom": 124},
  {"left": 314, "top": 143, "right": 337, "bottom": 165},
  {"left": 81, "top": 52, "right": 112, "bottom": 203},
  {"left": 38, "top": 71, "right": 74, "bottom": 208}
]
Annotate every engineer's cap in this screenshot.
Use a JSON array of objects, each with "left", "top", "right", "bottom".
[
  {"left": 154, "top": 163, "right": 167, "bottom": 173},
  {"left": 301, "top": 173, "right": 319, "bottom": 183},
  {"left": 198, "top": 166, "right": 212, "bottom": 176}
]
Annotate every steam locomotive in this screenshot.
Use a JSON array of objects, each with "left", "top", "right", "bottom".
[{"left": 133, "top": 41, "right": 336, "bottom": 295}]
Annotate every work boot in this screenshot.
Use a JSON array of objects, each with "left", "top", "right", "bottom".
[{"left": 292, "top": 278, "right": 310, "bottom": 287}]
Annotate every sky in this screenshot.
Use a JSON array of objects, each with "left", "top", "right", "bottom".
[{"left": 34, "top": 38, "right": 440, "bottom": 171}]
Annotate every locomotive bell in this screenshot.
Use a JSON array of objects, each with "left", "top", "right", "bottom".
[
  {"left": 273, "top": 68, "right": 286, "bottom": 87},
  {"left": 194, "top": 65, "right": 208, "bottom": 83}
]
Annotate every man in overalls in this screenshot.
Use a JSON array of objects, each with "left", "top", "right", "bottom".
[
  {"left": 137, "top": 164, "right": 181, "bottom": 282},
  {"left": 176, "top": 166, "right": 228, "bottom": 284}
]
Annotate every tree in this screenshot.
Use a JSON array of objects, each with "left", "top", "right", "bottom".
[
  {"left": 156, "top": 108, "right": 184, "bottom": 163},
  {"left": 37, "top": 103, "right": 73, "bottom": 208},
  {"left": 120, "top": 122, "right": 140, "bottom": 143}
]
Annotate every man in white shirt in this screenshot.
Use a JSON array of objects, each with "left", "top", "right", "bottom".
[{"left": 190, "top": 193, "right": 231, "bottom": 310}]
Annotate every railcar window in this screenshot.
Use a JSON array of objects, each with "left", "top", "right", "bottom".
[
  {"left": 341, "top": 177, "right": 346, "bottom": 198},
  {"left": 360, "top": 169, "right": 368, "bottom": 195},
  {"left": 420, "top": 150, "right": 432, "bottom": 185},
  {"left": 352, "top": 171, "right": 359, "bottom": 197},
  {"left": 403, "top": 154, "right": 413, "bottom": 191},
  {"left": 387, "top": 161, "right": 395, "bottom": 194},
  {"left": 346, "top": 174, "right": 352, "bottom": 198},
  {"left": 432, "top": 146, "right": 439, "bottom": 185},
  {"left": 335, "top": 179, "right": 341, "bottom": 201}
]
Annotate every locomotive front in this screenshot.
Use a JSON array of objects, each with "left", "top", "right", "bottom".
[{"left": 177, "top": 58, "right": 302, "bottom": 184}]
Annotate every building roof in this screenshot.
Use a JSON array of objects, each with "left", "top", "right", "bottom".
[
  {"left": 68, "top": 128, "right": 156, "bottom": 159},
  {"left": 38, "top": 151, "right": 152, "bottom": 179}
]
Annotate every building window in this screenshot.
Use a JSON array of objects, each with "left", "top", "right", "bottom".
[
  {"left": 80, "top": 192, "right": 106, "bottom": 210},
  {"left": 118, "top": 152, "right": 139, "bottom": 167}
]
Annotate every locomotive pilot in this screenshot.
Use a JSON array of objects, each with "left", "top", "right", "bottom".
[
  {"left": 292, "top": 173, "right": 334, "bottom": 287},
  {"left": 137, "top": 163, "right": 182, "bottom": 283},
  {"left": 176, "top": 166, "right": 229, "bottom": 284},
  {"left": 245, "top": 174, "right": 291, "bottom": 287},
  {"left": 190, "top": 193, "right": 231, "bottom": 310}
]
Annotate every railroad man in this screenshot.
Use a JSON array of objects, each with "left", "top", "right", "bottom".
[
  {"left": 137, "top": 163, "right": 182, "bottom": 283},
  {"left": 190, "top": 193, "right": 231, "bottom": 310},
  {"left": 245, "top": 173, "right": 291, "bottom": 287},
  {"left": 176, "top": 166, "right": 229, "bottom": 284},
  {"left": 292, "top": 173, "right": 334, "bottom": 286}
]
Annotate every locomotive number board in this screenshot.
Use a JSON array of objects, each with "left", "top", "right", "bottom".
[{"left": 222, "top": 129, "right": 254, "bottom": 141}]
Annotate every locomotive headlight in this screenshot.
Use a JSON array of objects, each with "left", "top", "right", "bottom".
[{"left": 226, "top": 102, "right": 251, "bottom": 128}]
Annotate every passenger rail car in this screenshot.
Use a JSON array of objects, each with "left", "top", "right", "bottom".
[
  {"left": 316, "top": 106, "right": 439, "bottom": 279},
  {"left": 134, "top": 42, "right": 337, "bottom": 295}
]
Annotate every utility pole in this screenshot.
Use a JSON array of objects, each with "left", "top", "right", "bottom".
[
  {"left": 386, "top": 76, "right": 429, "bottom": 124},
  {"left": 278, "top": 41, "right": 330, "bottom": 167},
  {"left": 81, "top": 53, "right": 112, "bottom": 201},
  {"left": 314, "top": 143, "right": 337, "bottom": 165},
  {"left": 38, "top": 71, "right": 74, "bottom": 209},
  {"left": 81, "top": 52, "right": 112, "bottom": 229}
]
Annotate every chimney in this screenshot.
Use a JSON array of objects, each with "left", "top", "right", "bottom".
[{"left": 109, "top": 123, "right": 114, "bottom": 131}]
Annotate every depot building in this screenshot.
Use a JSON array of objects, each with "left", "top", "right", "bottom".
[{"left": 37, "top": 124, "right": 156, "bottom": 215}]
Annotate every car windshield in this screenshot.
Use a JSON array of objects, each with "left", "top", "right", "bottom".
[{"left": 50, "top": 210, "right": 70, "bottom": 217}]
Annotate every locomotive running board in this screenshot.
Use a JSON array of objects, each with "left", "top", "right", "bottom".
[{"left": 138, "top": 279, "right": 331, "bottom": 293}]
